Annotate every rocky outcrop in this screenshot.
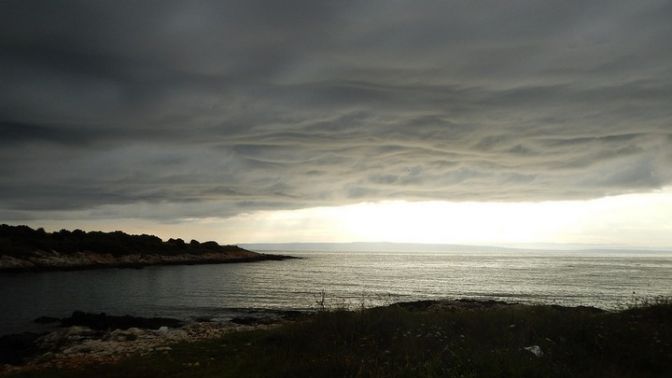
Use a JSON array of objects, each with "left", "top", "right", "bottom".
[
  {"left": 59, "top": 311, "right": 184, "bottom": 330},
  {"left": 0, "top": 322, "right": 268, "bottom": 373},
  {"left": 0, "top": 312, "right": 293, "bottom": 373},
  {"left": 0, "top": 249, "right": 291, "bottom": 272}
]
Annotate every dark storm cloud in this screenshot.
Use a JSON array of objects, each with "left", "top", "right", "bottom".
[{"left": 1, "top": 0, "right": 672, "bottom": 220}]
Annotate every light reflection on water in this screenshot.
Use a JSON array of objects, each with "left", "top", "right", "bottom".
[{"left": 1, "top": 250, "right": 671, "bottom": 335}]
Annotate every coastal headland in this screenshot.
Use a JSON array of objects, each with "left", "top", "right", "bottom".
[{"left": 0, "top": 225, "right": 292, "bottom": 272}]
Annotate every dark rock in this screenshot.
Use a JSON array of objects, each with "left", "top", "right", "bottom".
[
  {"left": 0, "top": 332, "right": 43, "bottom": 365},
  {"left": 394, "top": 299, "right": 513, "bottom": 312},
  {"left": 60, "top": 311, "right": 183, "bottom": 330},
  {"left": 394, "top": 300, "right": 437, "bottom": 311},
  {"left": 573, "top": 305, "right": 605, "bottom": 313},
  {"left": 452, "top": 298, "right": 511, "bottom": 308},
  {"left": 34, "top": 316, "right": 60, "bottom": 324},
  {"left": 279, "top": 310, "right": 307, "bottom": 320},
  {"left": 549, "top": 304, "right": 604, "bottom": 313},
  {"left": 230, "top": 317, "right": 276, "bottom": 326}
]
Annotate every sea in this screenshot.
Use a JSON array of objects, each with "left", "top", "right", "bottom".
[{"left": 1, "top": 249, "right": 671, "bottom": 336}]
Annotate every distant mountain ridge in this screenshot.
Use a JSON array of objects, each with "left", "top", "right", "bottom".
[
  {"left": 243, "top": 242, "right": 516, "bottom": 253},
  {"left": 242, "top": 242, "right": 672, "bottom": 253}
]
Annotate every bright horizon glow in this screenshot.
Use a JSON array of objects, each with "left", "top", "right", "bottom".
[
  {"left": 217, "top": 189, "right": 672, "bottom": 248},
  {"left": 29, "top": 188, "right": 672, "bottom": 249}
]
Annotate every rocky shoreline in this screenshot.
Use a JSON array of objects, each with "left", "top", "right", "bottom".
[
  {"left": 0, "top": 250, "right": 294, "bottom": 273},
  {"left": 0, "top": 311, "right": 303, "bottom": 374}
]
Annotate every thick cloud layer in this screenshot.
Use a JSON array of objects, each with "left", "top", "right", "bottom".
[{"left": 2, "top": 0, "right": 671, "bottom": 221}]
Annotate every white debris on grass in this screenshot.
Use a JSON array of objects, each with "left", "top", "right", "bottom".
[{"left": 524, "top": 345, "right": 543, "bottom": 357}]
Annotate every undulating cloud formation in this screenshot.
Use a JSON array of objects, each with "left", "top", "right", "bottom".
[{"left": 1, "top": 1, "right": 671, "bottom": 233}]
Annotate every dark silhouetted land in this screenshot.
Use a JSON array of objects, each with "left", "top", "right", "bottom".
[{"left": 0, "top": 225, "right": 291, "bottom": 272}]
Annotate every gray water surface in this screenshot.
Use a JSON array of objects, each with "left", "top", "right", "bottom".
[{"left": 2, "top": 250, "right": 671, "bottom": 335}]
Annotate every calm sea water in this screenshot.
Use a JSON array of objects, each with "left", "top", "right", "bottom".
[{"left": 1, "top": 250, "right": 671, "bottom": 335}]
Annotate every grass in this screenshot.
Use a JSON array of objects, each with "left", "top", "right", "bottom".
[{"left": 7, "top": 298, "right": 672, "bottom": 378}]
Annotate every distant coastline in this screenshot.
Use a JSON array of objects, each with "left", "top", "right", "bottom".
[
  {"left": 0, "top": 225, "right": 293, "bottom": 272},
  {"left": 242, "top": 241, "right": 672, "bottom": 253}
]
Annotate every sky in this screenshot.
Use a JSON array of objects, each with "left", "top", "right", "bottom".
[{"left": 1, "top": 1, "right": 671, "bottom": 247}]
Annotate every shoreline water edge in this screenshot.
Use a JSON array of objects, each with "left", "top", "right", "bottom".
[{"left": 0, "top": 250, "right": 295, "bottom": 273}]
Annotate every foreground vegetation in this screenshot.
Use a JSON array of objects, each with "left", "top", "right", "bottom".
[{"left": 7, "top": 298, "right": 672, "bottom": 378}]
